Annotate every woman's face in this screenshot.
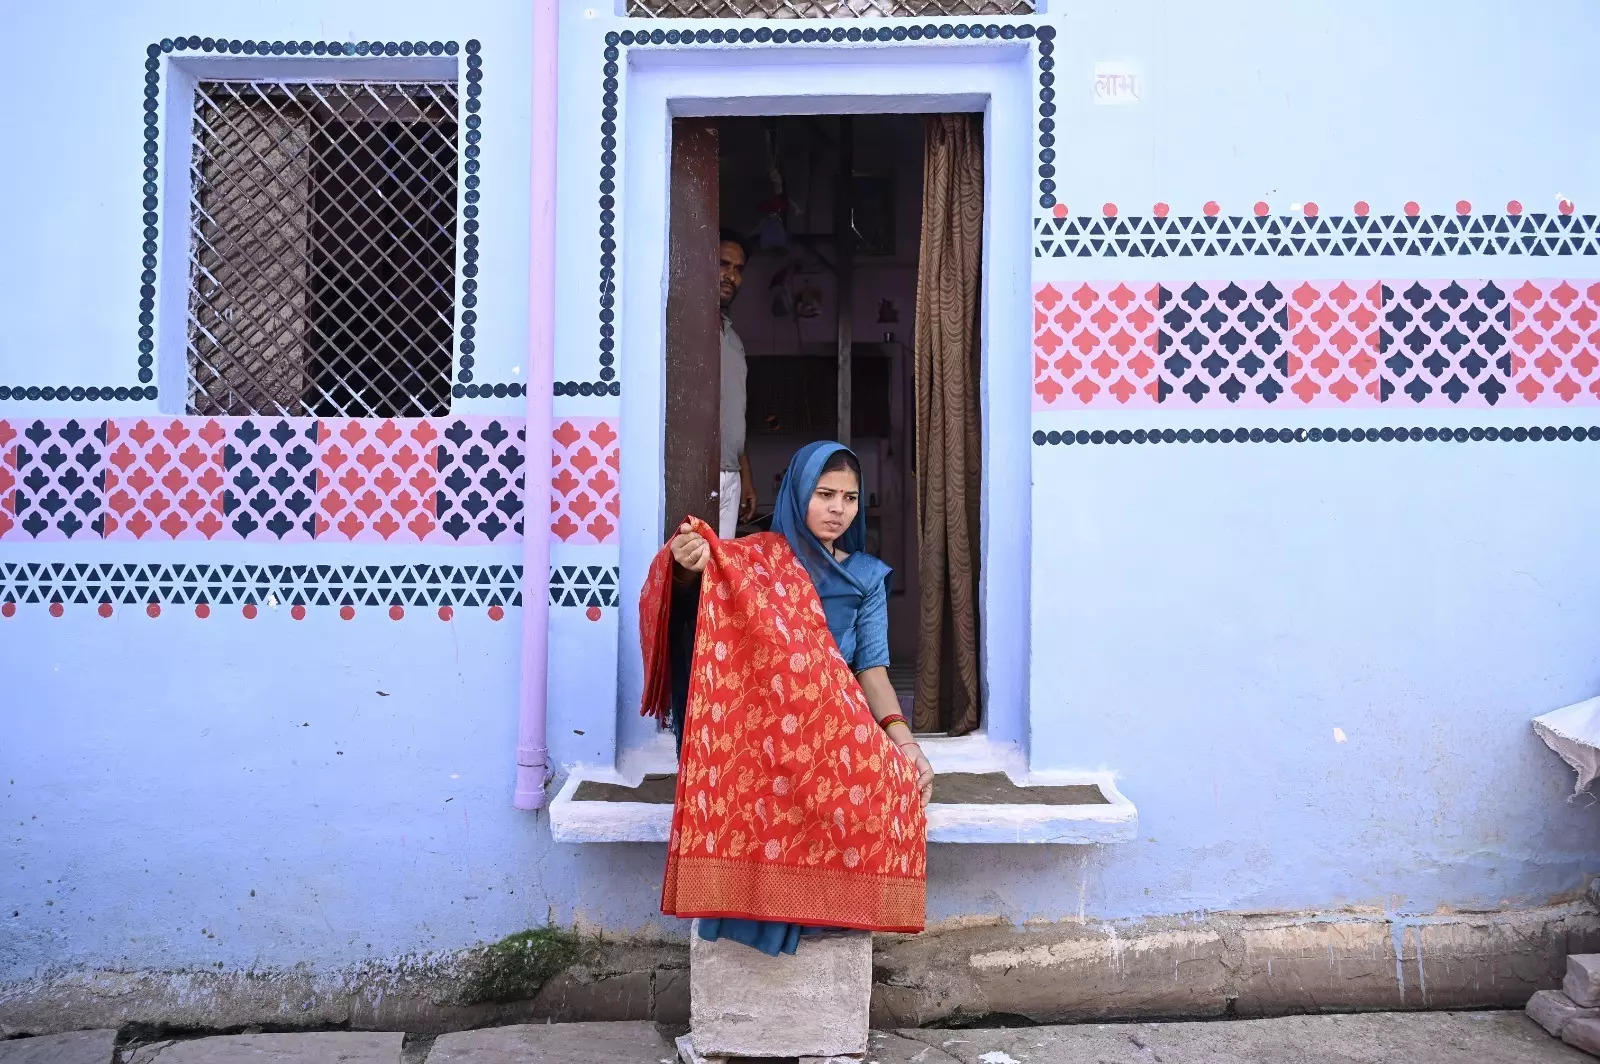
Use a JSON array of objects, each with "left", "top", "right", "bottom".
[{"left": 806, "top": 468, "right": 860, "bottom": 550}]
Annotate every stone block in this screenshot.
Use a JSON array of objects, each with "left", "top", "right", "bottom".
[
  {"left": 1564, "top": 1016, "right": 1600, "bottom": 1055},
  {"left": 0, "top": 1029, "right": 117, "bottom": 1064},
  {"left": 431, "top": 1021, "right": 675, "bottom": 1064},
  {"left": 1529, "top": 989, "right": 1600, "bottom": 1037},
  {"left": 1568, "top": 955, "right": 1600, "bottom": 1008},
  {"left": 674, "top": 1033, "right": 722, "bottom": 1064},
  {"left": 125, "top": 1032, "right": 402, "bottom": 1064},
  {"left": 689, "top": 921, "right": 871, "bottom": 1059}
]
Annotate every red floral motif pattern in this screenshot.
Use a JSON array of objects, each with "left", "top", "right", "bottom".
[
  {"left": 641, "top": 522, "right": 926, "bottom": 932},
  {"left": 0, "top": 416, "right": 535, "bottom": 543},
  {"left": 1034, "top": 278, "right": 1600, "bottom": 409},
  {"left": 1509, "top": 280, "right": 1600, "bottom": 405},
  {"left": 315, "top": 419, "right": 441, "bottom": 542},
  {"left": 551, "top": 418, "right": 619, "bottom": 544},
  {"left": 0, "top": 420, "right": 16, "bottom": 540},
  {"left": 101, "top": 418, "right": 228, "bottom": 540},
  {"left": 1283, "top": 281, "right": 1384, "bottom": 406},
  {"left": 1033, "top": 282, "right": 1163, "bottom": 409}
]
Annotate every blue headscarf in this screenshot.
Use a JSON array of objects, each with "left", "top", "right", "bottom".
[{"left": 769, "top": 441, "right": 885, "bottom": 643}]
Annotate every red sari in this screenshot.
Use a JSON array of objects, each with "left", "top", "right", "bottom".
[{"left": 640, "top": 518, "right": 927, "bottom": 932}]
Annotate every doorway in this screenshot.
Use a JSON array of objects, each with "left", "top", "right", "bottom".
[{"left": 664, "top": 112, "right": 984, "bottom": 735}]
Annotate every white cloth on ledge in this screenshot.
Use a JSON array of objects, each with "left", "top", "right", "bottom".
[{"left": 1534, "top": 696, "right": 1600, "bottom": 797}]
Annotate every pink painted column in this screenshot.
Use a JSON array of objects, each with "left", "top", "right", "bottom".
[{"left": 514, "top": 0, "right": 559, "bottom": 809}]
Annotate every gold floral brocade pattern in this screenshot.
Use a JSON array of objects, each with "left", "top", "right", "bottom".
[{"left": 640, "top": 522, "right": 927, "bottom": 931}]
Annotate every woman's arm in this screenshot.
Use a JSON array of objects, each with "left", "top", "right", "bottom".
[
  {"left": 858, "top": 667, "right": 913, "bottom": 743},
  {"left": 858, "top": 666, "right": 934, "bottom": 808}
]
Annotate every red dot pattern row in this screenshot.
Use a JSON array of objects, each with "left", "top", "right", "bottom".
[
  {"left": 0, "top": 602, "right": 612, "bottom": 622},
  {"left": 1053, "top": 199, "right": 1577, "bottom": 220}
]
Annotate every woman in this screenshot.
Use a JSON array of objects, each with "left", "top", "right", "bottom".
[{"left": 639, "top": 441, "right": 934, "bottom": 956}]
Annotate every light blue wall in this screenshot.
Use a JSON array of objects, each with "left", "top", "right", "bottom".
[
  {"left": 3, "top": 0, "right": 1598, "bottom": 996},
  {"left": 1025, "top": 0, "right": 1600, "bottom": 919},
  {"left": 1031, "top": 438, "right": 1600, "bottom": 916}
]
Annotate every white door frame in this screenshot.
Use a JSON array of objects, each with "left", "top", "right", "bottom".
[{"left": 614, "top": 41, "right": 1034, "bottom": 765}]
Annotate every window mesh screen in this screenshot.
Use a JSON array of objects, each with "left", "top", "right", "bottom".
[
  {"left": 626, "top": 0, "right": 1034, "bottom": 16},
  {"left": 186, "top": 80, "right": 459, "bottom": 417}
]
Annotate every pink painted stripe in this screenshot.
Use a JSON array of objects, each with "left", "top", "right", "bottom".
[
  {"left": 0, "top": 415, "right": 565, "bottom": 545},
  {"left": 1033, "top": 279, "right": 1600, "bottom": 411}
]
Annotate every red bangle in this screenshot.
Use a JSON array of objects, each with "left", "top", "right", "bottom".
[{"left": 878, "top": 713, "right": 908, "bottom": 731}]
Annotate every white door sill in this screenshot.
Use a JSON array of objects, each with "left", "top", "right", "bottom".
[{"left": 548, "top": 766, "right": 1136, "bottom": 845}]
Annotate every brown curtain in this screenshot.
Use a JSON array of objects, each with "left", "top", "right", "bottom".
[{"left": 911, "top": 114, "right": 983, "bottom": 736}]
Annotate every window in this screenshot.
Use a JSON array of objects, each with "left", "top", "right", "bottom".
[
  {"left": 627, "top": 0, "right": 1034, "bottom": 16},
  {"left": 186, "top": 80, "right": 459, "bottom": 417}
]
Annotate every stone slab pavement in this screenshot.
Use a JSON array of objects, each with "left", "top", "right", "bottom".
[
  {"left": 425, "top": 1013, "right": 1596, "bottom": 1064},
  {"left": 0, "top": 1029, "right": 117, "bottom": 1064},
  {"left": 4, "top": 1012, "right": 1592, "bottom": 1064},
  {"left": 427, "top": 1021, "right": 675, "bottom": 1063},
  {"left": 874, "top": 1012, "right": 1595, "bottom": 1063},
  {"left": 121, "top": 1033, "right": 404, "bottom": 1064}
]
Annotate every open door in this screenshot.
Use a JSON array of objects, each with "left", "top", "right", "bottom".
[
  {"left": 669, "top": 113, "right": 983, "bottom": 735},
  {"left": 663, "top": 119, "right": 723, "bottom": 531}
]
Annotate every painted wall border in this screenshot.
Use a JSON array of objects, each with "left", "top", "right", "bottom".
[
  {"left": 0, "top": 560, "right": 622, "bottom": 616},
  {"left": 1034, "top": 203, "right": 1599, "bottom": 259},
  {"left": 1, "top": 415, "right": 527, "bottom": 544},
  {"left": 1030, "top": 423, "right": 1600, "bottom": 446},
  {"left": 1030, "top": 277, "right": 1600, "bottom": 412},
  {"left": 0, "top": 560, "right": 523, "bottom": 616}
]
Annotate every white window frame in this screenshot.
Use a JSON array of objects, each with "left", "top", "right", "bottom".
[{"left": 156, "top": 55, "right": 464, "bottom": 415}]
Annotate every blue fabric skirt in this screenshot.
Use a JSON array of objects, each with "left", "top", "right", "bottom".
[{"left": 698, "top": 917, "right": 828, "bottom": 956}]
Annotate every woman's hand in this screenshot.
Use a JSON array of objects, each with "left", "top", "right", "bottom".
[
  {"left": 669, "top": 521, "right": 710, "bottom": 574},
  {"left": 900, "top": 742, "right": 934, "bottom": 809},
  {"left": 739, "top": 475, "right": 757, "bottom": 522}
]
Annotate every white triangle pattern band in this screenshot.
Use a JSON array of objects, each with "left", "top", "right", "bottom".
[{"left": 1034, "top": 214, "right": 1600, "bottom": 259}]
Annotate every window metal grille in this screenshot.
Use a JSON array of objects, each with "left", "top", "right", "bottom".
[
  {"left": 186, "top": 80, "right": 460, "bottom": 417},
  {"left": 626, "top": 0, "right": 1034, "bottom": 16}
]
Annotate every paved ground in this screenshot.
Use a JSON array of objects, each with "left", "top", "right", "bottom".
[
  {"left": 876, "top": 1012, "right": 1594, "bottom": 1063},
  {"left": 0, "top": 1012, "right": 1591, "bottom": 1064}
]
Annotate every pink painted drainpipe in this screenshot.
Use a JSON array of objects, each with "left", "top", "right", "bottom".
[{"left": 515, "top": 0, "right": 558, "bottom": 809}]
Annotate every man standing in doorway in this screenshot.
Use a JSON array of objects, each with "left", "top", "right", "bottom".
[{"left": 718, "top": 230, "right": 756, "bottom": 539}]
